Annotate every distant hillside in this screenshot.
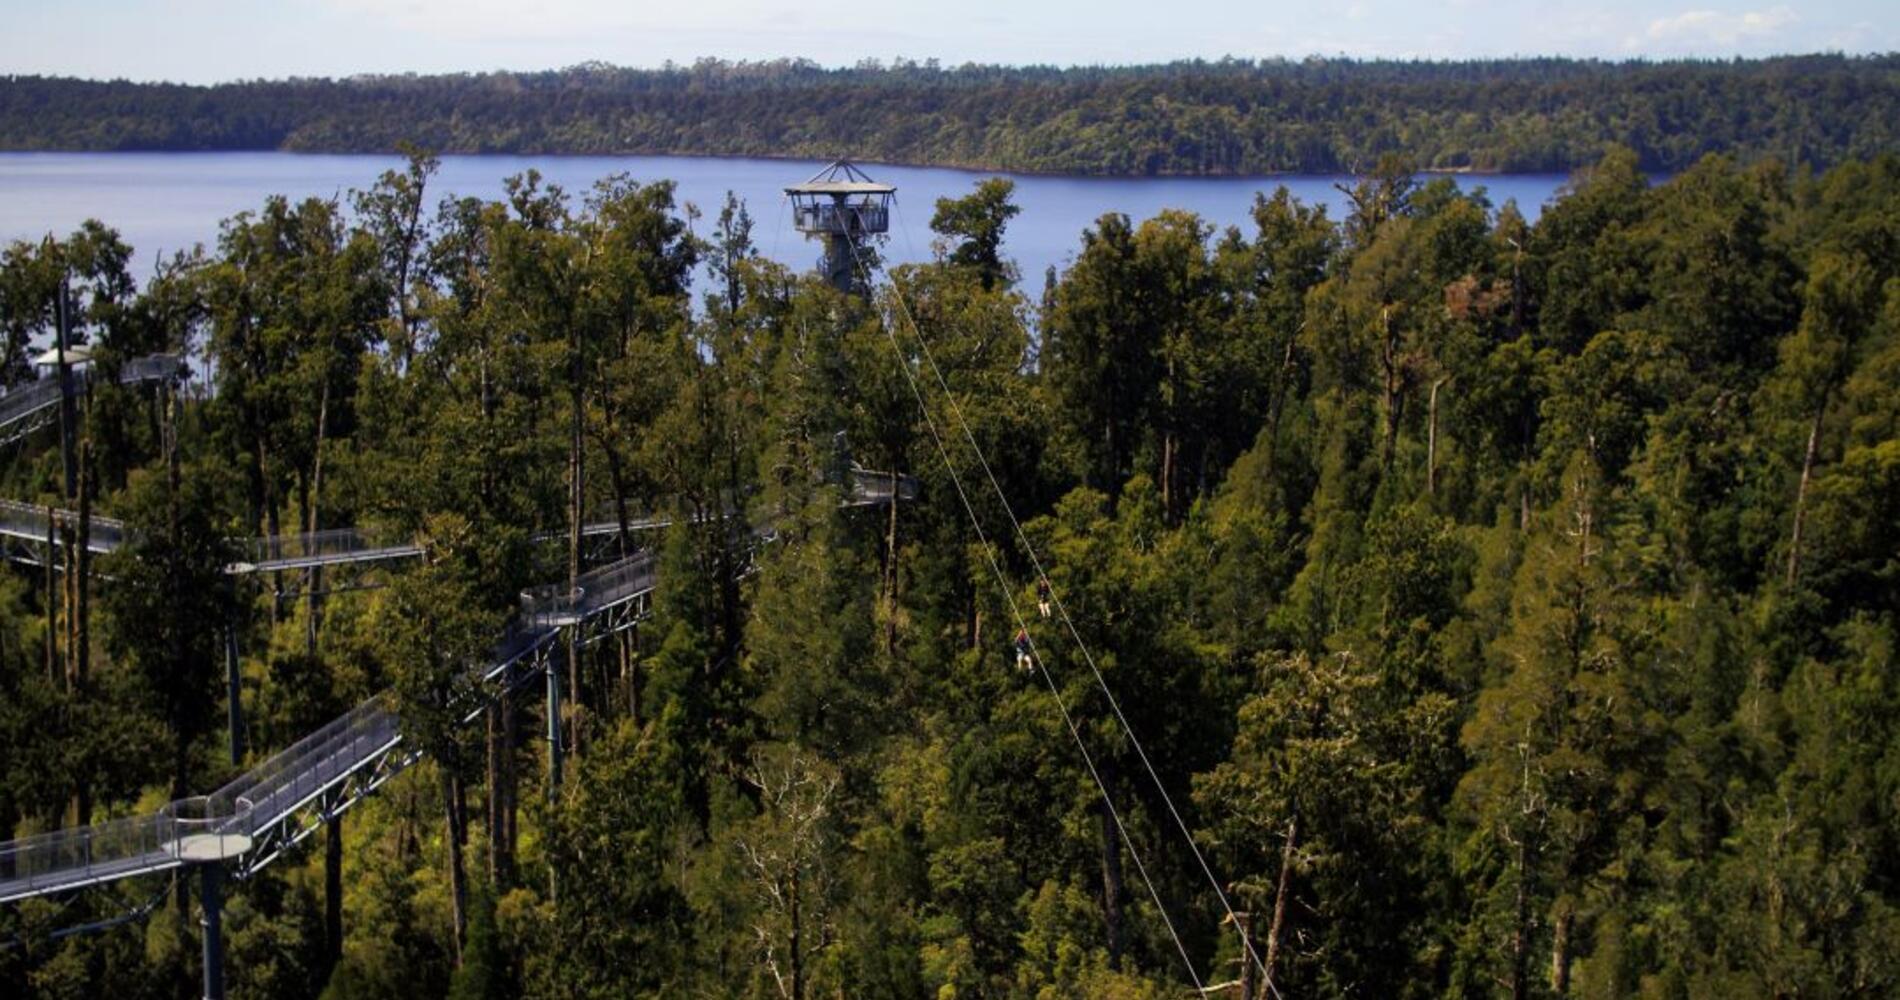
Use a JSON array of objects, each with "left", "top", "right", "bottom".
[{"left": 2, "top": 55, "right": 1896, "bottom": 174}]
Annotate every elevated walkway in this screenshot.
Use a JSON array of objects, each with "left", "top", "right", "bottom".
[
  {"left": 0, "top": 467, "right": 916, "bottom": 903},
  {"left": 0, "top": 354, "right": 186, "bottom": 446},
  {"left": 0, "top": 468, "right": 914, "bottom": 574},
  {"left": 0, "top": 562, "right": 604, "bottom": 902}
]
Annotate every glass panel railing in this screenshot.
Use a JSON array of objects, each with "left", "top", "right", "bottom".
[{"left": 0, "top": 498, "right": 129, "bottom": 553}]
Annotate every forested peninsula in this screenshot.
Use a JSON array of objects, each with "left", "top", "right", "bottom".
[{"left": 3, "top": 54, "right": 1897, "bottom": 174}]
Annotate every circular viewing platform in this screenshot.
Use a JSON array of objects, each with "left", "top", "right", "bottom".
[
  {"left": 786, "top": 159, "right": 894, "bottom": 237},
  {"left": 168, "top": 833, "right": 253, "bottom": 863}
]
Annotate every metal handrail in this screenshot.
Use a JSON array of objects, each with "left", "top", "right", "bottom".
[
  {"left": 234, "top": 526, "right": 418, "bottom": 568},
  {"left": 0, "top": 499, "right": 128, "bottom": 552},
  {"left": 0, "top": 797, "right": 256, "bottom": 901},
  {"left": 0, "top": 353, "right": 184, "bottom": 434},
  {"left": 847, "top": 466, "right": 920, "bottom": 502},
  {"left": 520, "top": 549, "right": 659, "bottom": 626},
  {"left": 792, "top": 202, "right": 890, "bottom": 234}
]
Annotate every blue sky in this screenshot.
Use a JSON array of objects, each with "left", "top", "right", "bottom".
[{"left": 2, "top": 0, "right": 1893, "bottom": 84}]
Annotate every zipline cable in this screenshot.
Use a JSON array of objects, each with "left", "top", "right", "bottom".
[
  {"left": 844, "top": 234, "right": 1207, "bottom": 992},
  {"left": 852, "top": 219, "right": 1284, "bottom": 997}
]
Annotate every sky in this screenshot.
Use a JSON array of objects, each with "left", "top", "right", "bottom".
[{"left": 0, "top": 0, "right": 1892, "bottom": 84}]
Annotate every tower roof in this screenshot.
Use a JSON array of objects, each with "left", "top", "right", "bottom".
[{"left": 785, "top": 158, "right": 896, "bottom": 196}]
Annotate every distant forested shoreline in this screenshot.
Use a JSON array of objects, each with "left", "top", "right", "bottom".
[{"left": 2, "top": 54, "right": 1896, "bottom": 174}]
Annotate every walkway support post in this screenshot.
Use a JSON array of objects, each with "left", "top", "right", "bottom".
[
  {"left": 200, "top": 864, "right": 225, "bottom": 1000},
  {"left": 546, "top": 652, "right": 563, "bottom": 796},
  {"left": 224, "top": 622, "right": 244, "bottom": 765},
  {"left": 54, "top": 274, "right": 78, "bottom": 499}
]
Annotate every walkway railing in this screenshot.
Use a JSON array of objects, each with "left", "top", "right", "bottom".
[
  {"left": 519, "top": 549, "right": 660, "bottom": 628},
  {"left": 0, "top": 500, "right": 127, "bottom": 553},
  {"left": 209, "top": 696, "right": 401, "bottom": 834},
  {"left": 0, "top": 353, "right": 185, "bottom": 439},
  {"left": 0, "top": 798, "right": 253, "bottom": 904},
  {"left": 229, "top": 527, "right": 423, "bottom": 573},
  {"left": 848, "top": 466, "right": 920, "bottom": 503}
]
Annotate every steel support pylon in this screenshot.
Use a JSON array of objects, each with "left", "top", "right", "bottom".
[
  {"left": 200, "top": 864, "right": 225, "bottom": 1000},
  {"left": 546, "top": 647, "right": 563, "bottom": 796}
]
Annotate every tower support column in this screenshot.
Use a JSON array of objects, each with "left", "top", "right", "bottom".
[
  {"left": 225, "top": 622, "right": 244, "bottom": 764},
  {"left": 200, "top": 864, "right": 225, "bottom": 1000},
  {"left": 546, "top": 648, "right": 563, "bottom": 796},
  {"left": 826, "top": 233, "right": 854, "bottom": 293}
]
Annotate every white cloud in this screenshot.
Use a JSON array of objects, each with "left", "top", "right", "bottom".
[{"left": 1639, "top": 6, "right": 1798, "bottom": 49}]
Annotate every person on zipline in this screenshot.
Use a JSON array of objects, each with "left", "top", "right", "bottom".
[
  {"left": 1036, "top": 579, "right": 1052, "bottom": 619},
  {"left": 1014, "top": 629, "right": 1035, "bottom": 672}
]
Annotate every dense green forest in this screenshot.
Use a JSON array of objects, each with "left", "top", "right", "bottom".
[
  {"left": 2, "top": 146, "right": 1900, "bottom": 999},
  {"left": 4, "top": 55, "right": 1899, "bottom": 173}
]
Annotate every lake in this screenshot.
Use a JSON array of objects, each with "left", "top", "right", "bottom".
[{"left": 0, "top": 152, "right": 1573, "bottom": 289}]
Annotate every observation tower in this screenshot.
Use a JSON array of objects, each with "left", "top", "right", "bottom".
[{"left": 786, "top": 159, "right": 895, "bottom": 295}]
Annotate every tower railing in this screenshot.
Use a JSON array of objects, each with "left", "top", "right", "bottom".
[
  {"left": 793, "top": 202, "right": 889, "bottom": 234},
  {"left": 0, "top": 797, "right": 255, "bottom": 903}
]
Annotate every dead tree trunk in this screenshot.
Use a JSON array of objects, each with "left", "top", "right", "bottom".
[
  {"left": 1550, "top": 905, "right": 1572, "bottom": 995},
  {"left": 325, "top": 815, "right": 344, "bottom": 969},
  {"left": 1229, "top": 911, "right": 1260, "bottom": 1000},
  {"left": 1786, "top": 398, "right": 1826, "bottom": 586},
  {"left": 443, "top": 769, "right": 468, "bottom": 965},
  {"left": 1099, "top": 792, "right": 1126, "bottom": 960},
  {"left": 1427, "top": 377, "right": 1447, "bottom": 497},
  {"left": 1264, "top": 814, "right": 1297, "bottom": 994},
  {"left": 305, "top": 378, "right": 330, "bottom": 654}
]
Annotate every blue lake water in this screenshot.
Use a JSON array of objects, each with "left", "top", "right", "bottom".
[{"left": 0, "top": 152, "right": 1572, "bottom": 290}]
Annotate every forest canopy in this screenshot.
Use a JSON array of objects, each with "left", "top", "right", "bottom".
[
  {"left": 1, "top": 148, "right": 1899, "bottom": 998},
  {"left": 2, "top": 54, "right": 1898, "bottom": 173}
]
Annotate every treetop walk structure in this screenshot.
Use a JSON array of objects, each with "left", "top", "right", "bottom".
[
  {"left": 0, "top": 499, "right": 423, "bottom": 576},
  {"left": 0, "top": 353, "right": 187, "bottom": 447},
  {"left": 0, "top": 467, "right": 915, "bottom": 576},
  {"left": 0, "top": 465, "right": 915, "bottom": 907},
  {"left": 787, "top": 159, "right": 895, "bottom": 295}
]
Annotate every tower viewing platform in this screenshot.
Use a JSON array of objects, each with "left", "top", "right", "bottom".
[{"left": 786, "top": 159, "right": 895, "bottom": 294}]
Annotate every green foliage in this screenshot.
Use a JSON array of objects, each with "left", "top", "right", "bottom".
[
  {"left": 101, "top": 459, "right": 240, "bottom": 796},
  {"left": 531, "top": 720, "right": 690, "bottom": 998},
  {"left": 5, "top": 147, "right": 1900, "bottom": 1000},
  {"left": 932, "top": 178, "right": 1022, "bottom": 291},
  {"left": 4, "top": 57, "right": 1897, "bottom": 174}
]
